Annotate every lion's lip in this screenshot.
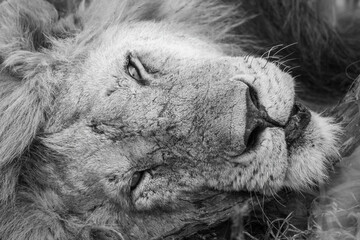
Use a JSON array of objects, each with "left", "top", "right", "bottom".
[{"left": 284, "top": 102, "right": 311, "bottom": 146}]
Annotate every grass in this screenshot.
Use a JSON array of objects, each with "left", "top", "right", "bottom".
[
  {"left": 242, "top": 196, "right": 360, "bottom": 240},
  {"left": 188, "top": 164, "right": 360, "bottom": 240}
]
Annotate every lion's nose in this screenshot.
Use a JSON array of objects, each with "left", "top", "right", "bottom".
[{"left": 243, "top": 87, "right": 282, "bottom": 149}]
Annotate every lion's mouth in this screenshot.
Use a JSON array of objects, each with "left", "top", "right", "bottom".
[
  {"left": 244, "top": 100, "right": 311, "bottom": 152},
  {"left": 284, "top": 103, "right": 311, "bottom": 147}
]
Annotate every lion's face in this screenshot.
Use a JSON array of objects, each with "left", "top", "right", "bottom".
[
  {"left": 0, "top": 0, "right": 345, "bottom": 238},
  {"left": 41, "top": 22, "right": 340, "bottom": 218}
]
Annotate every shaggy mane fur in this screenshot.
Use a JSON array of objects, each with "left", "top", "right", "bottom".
[{"left": 1, "top": 0, "right": 360, "bottom": 239}]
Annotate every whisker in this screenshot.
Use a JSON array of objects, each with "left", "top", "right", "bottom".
[{"left": 273, "top": 42, "right": 298, "bottom": 57}]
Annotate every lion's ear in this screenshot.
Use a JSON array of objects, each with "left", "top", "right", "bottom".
[
  {"left": 0, "top": 0, "right": 57, "bottom": 71},
  {"left": 0, "top": 0, "right": 81, "bottom": 77}
]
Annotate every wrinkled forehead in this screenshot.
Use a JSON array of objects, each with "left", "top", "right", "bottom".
[
  {"left": 49, "top": 22, "right": 229, "bottom": 130},
  {"left": 96, "top": 22, "right": 225, "bottom": 58}
]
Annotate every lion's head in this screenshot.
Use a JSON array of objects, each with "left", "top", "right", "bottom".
[{"left": 0, "top": 0, "right": 340, "bottom": 239}]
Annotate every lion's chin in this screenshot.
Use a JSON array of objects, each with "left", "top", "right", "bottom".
[{"left": 284, "top": 112, "right": 341, "bottom": 190}]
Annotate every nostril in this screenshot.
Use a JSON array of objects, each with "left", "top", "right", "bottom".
[
  {"left": 244, "top": 86, "right": 264, "bottom": 151},
  {"left": 248, "top": 85, "right": 260, "bottom": 110},
  {"left": 244, "top": 125, "right": 264, "bottom": 150}
]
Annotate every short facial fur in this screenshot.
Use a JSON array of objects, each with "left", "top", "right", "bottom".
[{"left": 0, "top": 0, "right": 341, "bottom": 239}]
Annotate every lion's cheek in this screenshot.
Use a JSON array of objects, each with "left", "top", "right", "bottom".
[{"left": 54, "top": 145, "right": 136, "bottom": 210}]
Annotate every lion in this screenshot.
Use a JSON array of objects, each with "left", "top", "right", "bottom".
[{"left": 0, "top": 0, "right": 346, "bottom": 239}]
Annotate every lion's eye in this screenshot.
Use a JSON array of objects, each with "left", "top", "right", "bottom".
[
  {"left": 128, "top": 61, "right": 141, "bottom": 81},
  {"left": 126, "top": 55, "right": 149, "bottom": 86},
  {"left": 130, "top": 171, "right": 144, "bottom": 190}
]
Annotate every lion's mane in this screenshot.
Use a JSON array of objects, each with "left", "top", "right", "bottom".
[{"left": 0, "top": 0, "right": 359, "bottom": 239}]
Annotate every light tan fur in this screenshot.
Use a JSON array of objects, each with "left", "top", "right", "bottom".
[{"left": 0, "top": 0, "right": 341, "bottom": 239}]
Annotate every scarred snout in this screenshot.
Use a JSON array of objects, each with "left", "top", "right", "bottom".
[{"left": 160, "top": 58, "right": 302, "bottom": 157}]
